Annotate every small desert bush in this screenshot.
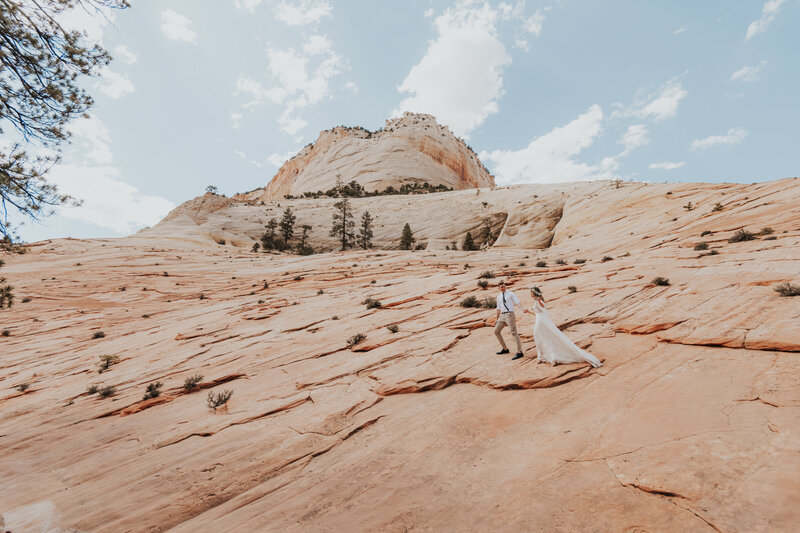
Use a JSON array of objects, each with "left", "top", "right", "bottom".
[
  {"left": 21, "top": 297, "right": 31, "bottom": 303},
  {"left": 143, "top": 381, "right": 163, "bottom": 400},
  {"left": 87, "top": 384, "right": 100, "bottom": 395},
  {"left": 347, "top": 333, "right": 367, "bottom": 347},
  {"left": 479, "top": 271, "right": 495, "bottom": 279},
  {"left": 207, "top": 389, "right": 233, "bottom": 410},
  {"left": 701, "top": 230, "right": 713, "bottom": 237},
  {"left": 480, "top": 297, "right": 494, "bottom": 308},
  {"left": 184, "top": 374, "right": 203, "bottom": 390},
  {"left": 331, "top": 315, "right": 339, "bottom": 320},
  {"left": 370, "top": 280, "right": 376, "bottom": 284},
  {"left": 601, "top": 256, "right": 613, "bottom": 262},
  {"left": 652, "top": 277, "right": 670, "bottom": 286},
  {"left": 574, "top": 258, "right": 587, "bottom": 264},
  {"left": 387, "top": 324, "right": 399, "bottom": 333},
  {"left": 477, "top": 280, "right": 489, "bottom": 289},
  {"left": 98, "top": 385, "right": 116, "bottom": 398},
  {"left": 518, "top": 262, "right": 526, "bottom": 266},
  {"left": 98, "top": 354, "right": 120, "bottom": 373},
  {"left": 92, "top": 331, "right": 105, "bottom": 339},
  {"left": 293, "top": 275, "right": 303, "bottom": 281},
  {"left": 764, "top": 236, "right": 777, "bottom": 241},
  {"left": 694, "top": 242, "right": 709, "bottom": 251},
  {"left": 683, "top": 202, "right": 694, "bottom": 211},
  {"left": 460, "top": 295, "right": 481, "bottom": 308},
  {"left": 556, "top": 258, "right": 566, "bottom": 265},
  {"left": 2, "top": 329, "right": 9, "bottom": 336},
  {"left": 774, "top": 283, "right": 800, "bottom": 297},
  {"left": 728, "top": 229, "right": 756, "bottom": 243},
  {"left": 568, "top": 286, "right": 577, "bottom": 293},
  {"left": 317, "top": 289, "right": 324, "bottom": 295},
  {"left": 758, "top": 227, "right": 774, "bottom": 236},
  {"left": 536, "top": 260, "right": 547, "bottom": 268},
  {"left": 712, "top": 203, "right": 724, "bottom": 212},
  {"left": 363, "top": 298, "right": 381, "bottom": 309},
  {"left": 17, "top": 383, "right": 30, "bottom": 392}
]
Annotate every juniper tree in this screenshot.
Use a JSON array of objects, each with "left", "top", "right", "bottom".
[
  {"left": 261, "top": 218, "right": 278, "bottom": 250},
  {"left": 480, "top": 217, "right": 493, "bottom": 246},
  {"left": 279, "top": 207, "right": 295, "bottom": 247},
  {"left": 0, "top": 0, "right": 130, "bottom": 239},
  {"left": 330, "top": 197, "right": 355, "bottom": 250},
  {"left": 462, "top": 232, "right": 477, "bottom": 251},
  {"left": 400, "top": 223, "right": 415, "bottom": 250},
  {"left": 357, "top": 210, "right": 374, "bottom": 249},
  {"left": 298, "top": 224, "right": 311, "bottom": 252}
]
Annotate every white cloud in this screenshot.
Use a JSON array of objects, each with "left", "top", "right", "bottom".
[
  {"left": 619, "top": 124, "right": 649, "bottom": 154},
  {"left": 395, "top": 1, "right": 512, "bottom": 137},
  {"left": 612, "top": 77, "right": 687, "bottom": 123},
  {"left": 522, "top": 9, "right": 546, "bottom": 37},
  {"left": 343, "top": 80, "right": 358, "bottom": 93},
  {"left": 161, "top": 9, "right": 198, "bottom": 44},
  {"left": 235, "top": 34, "right": 344, "bottom": 136},
  {"left": 730, "top": 61, "right": 766, "bottom": 83},
  {"left": 114, "top": 45, "right": 138, "bottom": 64},
  {"left": 234, "top": 149, "right": 247, "bottom": 160},
  {"left": 514, "top": 38, "right": 530, "bottom": 51},
  {"left": 424, "top": 8, "right": 435, "bottom": 17},
  {"left": 274, "top": 0, "right": 332, "bottom": 26},
  {"left": 234, "top": 0, "right": 264, "bottom": 12},
  {"left": 54, "top": 116, "right": 174, "bottom": 234},
  {"left": 649, "top": 161, "right": 685, "bottom": 170},
  {"left": 230, "top": 112, "right": 243, "bottom": 129},
  {"left": 481, "top": 104, "right": 619, "bottom": 184},
  {"left": 691, "top": 127, "right": 747, "bottom": 151},
  {"left": 673, "top": 25, "right": 688, "bottom": 35},
  {"left": 746, "top": 0, "right": 786, "bottom": 40},
  {"left": 96, "top": 69, "right": 134, "bottom": 99},
  {"left": 268, "top": 149, "right": 298, "bottom": 167},
  {"left": 58, "top": 4, "right": 114, "bottom": 42}
]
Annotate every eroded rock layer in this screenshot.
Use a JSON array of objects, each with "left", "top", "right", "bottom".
[
  {"left": 1, "top": 178, "right": 799, "bottom": 532},
  {"left": 237, "top": 112, "right": 495, "bottom": 202}
]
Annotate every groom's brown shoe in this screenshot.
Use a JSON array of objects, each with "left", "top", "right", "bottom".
[
  {"left": 496, "top": 348, "right": 510, "bottom": 354},
  {"left": 512, "top": 352, "right": 524, "bottom": 360}
]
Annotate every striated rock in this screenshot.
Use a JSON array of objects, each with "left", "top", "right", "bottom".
[{"left": 237, "top": 112, "right": 495, "bottom": 202}]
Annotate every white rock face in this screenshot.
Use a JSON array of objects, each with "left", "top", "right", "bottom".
[{"left": 238, "top": 113, "right": 495, "bottom": 202}]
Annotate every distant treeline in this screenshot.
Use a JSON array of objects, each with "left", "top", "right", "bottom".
[{"left": 284, "top": 180, "right": 454, "bottom": 200}]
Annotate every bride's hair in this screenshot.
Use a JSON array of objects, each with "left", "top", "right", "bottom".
[{"left": 530, "top": 286, "right": 543, "bottom": 298}]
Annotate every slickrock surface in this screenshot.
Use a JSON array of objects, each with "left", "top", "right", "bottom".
[
  {"left": 1, "top": 178, "right": 799, "bottom": 532},
  {"left": 236, "top": 112, "right": 495, "bottom": 202}
]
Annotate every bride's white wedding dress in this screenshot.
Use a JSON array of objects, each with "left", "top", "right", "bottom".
[{"left": 532, "top": 300, "right": 602, "bottom": 368}]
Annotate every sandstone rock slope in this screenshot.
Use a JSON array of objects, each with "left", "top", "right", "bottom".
[{"left": 238, "top": 112, "right": 495, "bottom": 202}]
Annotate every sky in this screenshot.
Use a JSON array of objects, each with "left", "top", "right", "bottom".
[{"left": 6, "top": 0, "right": 799, "bottom": 241}]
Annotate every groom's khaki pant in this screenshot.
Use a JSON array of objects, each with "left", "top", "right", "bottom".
[{"left": 495, "top": 312, "right": 523, "bottom": 353}]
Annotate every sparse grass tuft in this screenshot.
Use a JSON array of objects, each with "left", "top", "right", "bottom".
[
  {"left": 387, "top": 324, "right": 399, "bottom": 333},
  {"left": 479, "top": 271, "right": 495, "bottom": 279},
  {"left": 729, "top": 229, "right": 756, "bottom": 243},
  {"left": 184, "top": 374, "right": 203, "bottom": 391},
  {"left": 758, "top": 227, "right": 774, "bottom": 236},
  {"left": 652, "top": 277, "right": 670, "bottom": 286},
  {"left": 460, "top": 295, "right": 481, "bottom": 308},
  {"left": 774, "top": 283, "right": 800, "bottom": 297},
  {"left": 568, "top": 286, "right": 577, "bottom": 293},
  {"left": 207, "top": 390, "right": 233, "bottom": 410},
  {"left": 98, "top": 385, "right": 116, "bottom": 398},
  {"left": 347, "top": 333, "right": 367, "bottom": 347},
  {"left": 478, "top": 280, "right": 489, "bottom": 289},
  {"left": 694, "top": 242, "right": 709, "bottom": 251},
  {"left": 143, "top": 381, "right": 163, "bottom": 400},
  {"left": 98, "top": 354, "right": 120, "bottom": 373},
  {"left": 87, "top": 384, "right": 99, "bottom": 395}
]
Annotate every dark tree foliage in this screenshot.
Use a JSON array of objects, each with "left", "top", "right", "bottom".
[
  {"left": 330, "top": 197, "right": 354, "bottom": 250},
  {"left": 260, "top": 217, "right": 278, "bottom": 250},
  {"left": 297, "top": 224, "right": 312, "bottom": 254},
  {"left": 480, "top": 216, "right": 493, "bottom": 246},
  {"left": 0, "top": 257, "right": 11, "bottom": 308},
  {"left": 279, "top": 206, "right": 295, "bottom": 245},
  {"left": 462, "top": 232, "right": 477, "bottom": 251},
  {"left": 0, "top": 0, "right": 129, "bottom": 238},
  {"left": 357, "top": 210, "right": 373, "bottom": 249},
  {"left": 399, "top": 223, "right": 414, "bottom": 250}
]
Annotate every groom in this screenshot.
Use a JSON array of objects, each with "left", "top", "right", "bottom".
[{"left": 494, "top": 280, "right": 525, "bottom": 360}]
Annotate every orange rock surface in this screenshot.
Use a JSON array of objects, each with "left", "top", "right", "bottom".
[{"left": 1, "top": 178, "right": 799, "bottom": 531}]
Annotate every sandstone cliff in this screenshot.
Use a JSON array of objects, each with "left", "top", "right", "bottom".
[
  {"left": 1, "top": 178, "right": 799, "bottom": 531},
  {"left": 238, "top": 112, "right": 495, "bottom": 202}
]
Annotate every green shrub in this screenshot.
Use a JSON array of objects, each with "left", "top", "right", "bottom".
[
  {"left": 758, "top": 227, "right": 774, "bottom": 236},
  {"left": 774, "top": 283, "right": 800, "bottom": 297},
  {"left": 712, "top": 203, "right": 723, "bottom": 212},
  {"left": 536, "top": 260, "right": 547, "bottom": 267},
  {"left": 207, "top": 389, "right": 233, "bottom": 410},
  {"left": 17, "top": 383, "right": 30, "bottom": 392},
  {"left": 460, "top": 295, "right": 481, "bottom": 308},
  {"left": 183, "top": 374, "right": 203, "bottom": 391},
  {"left": 574, "top": 259, "right": 587, "bottom": 264},
  {"left": 98, "top": 385, "right": 116, "bottom": 398},
  {"left": 478, "top": 280, "right": 489, "bottom": 289},
  {"left": 362, "top": 297, "right": 381, "bottom": 309},
  {"left": 694, "top": 242, "right": 709, "bottom": 251},
  {"left": 480, "top": 297, "right": 495, "bottom": 308},
  {"left": 98, "top": 355, "right": 120, "bottom": 373},
  {"left": 479, "top": 271, "right": 495, "bottom": 279},
  {"left": 387, "top": 324, "right": 399, "bottom": 333},
  {"left": 92, "top": 331, "right": 105, "bottom": 339},
  {"left": 728, "top": 229, "right": 755, "bottom": 243},
  {"left": 87, "top": 384, "right": 99, "bottom": 395},
  {"left": 601, "top": 256, "right": 613, "bottom": 262},
  {"left": 347, "top": 333, "right": 367, "bottom": 347},
  {"left": 652, "top": 277, "right": 670, "bottom": 286},
  {"left": 556, "top": 259, "right": 566, "bottom": 265},
  {"left": 143, "top": 381, "right": 163, "bottom": 400},
  {"left": 568, "top": 286, "right": 577, "bottom": 293},
  {"left": 700, "top": 230, "right": 712, "bottom": 237},
  {"left": 317, "top": 289, "right": 324, "bottom": 295}
]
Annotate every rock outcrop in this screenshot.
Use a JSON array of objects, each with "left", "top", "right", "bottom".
[
  {"left": 238, "top": 112, "right": 495, "bottom": 202},
  {"left": 1, "top": 178, "right": 799, "bottom": 532}
]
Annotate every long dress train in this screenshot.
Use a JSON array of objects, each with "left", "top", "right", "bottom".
[{"left": 532, "top": 300, "right": 602, "bottom": 367}]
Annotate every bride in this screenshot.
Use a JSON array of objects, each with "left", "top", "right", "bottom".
[{"left": 524, "top": 286, "right": 602, "bottom": 368}]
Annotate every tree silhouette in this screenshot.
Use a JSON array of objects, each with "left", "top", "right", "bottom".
[
  {"left": 400, "top": 223, "right": 415, "bottom": 250},
  {"left": 330, "top": 197, "right": 355, "bottom": 250},
  {"left": 357, "top": 211, "right": 374, "bottom": 249},
  {"left": 298, "top": 224, "right": 312, "bottom": 251},
  {"left": 261, "top": 218, "right": 278, "bottom": 250},
  {"left": 462, "top": 232, "right": 477, "bottom": 251},
  {"left": 279, "top": 207, "right": 296, "bottom": 247}
]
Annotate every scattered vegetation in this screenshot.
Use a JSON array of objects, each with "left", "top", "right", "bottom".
[
  {"left": 98, "top": 355, "right": 120, "bottom": 373},
  {"left": 317, "top": 289, "right": 324, "bottom": 295},
  {"left": 479, "top": 271, "right": 495, "bottom": 279},
  {"left": 652, "top": 277, "right": 671, "bottom": 286},
  {"left": 2, "top": 329, "right": 9, "bottom": 336},
  {"left": 347, "top": 333, "right": 367, "bottom": 347},
  {"left": 399, "top": 223, "right": 415, "bottom": 250},
  {"left": 207, "top": 389, "right": 233, "bottom": 410},
  {"left": 462, "top": 231, "right": 478, "bottom": 251},
  {"left": 460, "top": 295, "right": 481, "bottom": 308},
  {"left": 387, "top": 324, "right": 399, "bottom": 333},
  {"left": 712, "top": 203, "right": 724, "bottom": 212},
  {"left": 478, "top": 280, "right": 489, "bottom": 289},
  {"left": 694, "top": 242, "right": 709, "bottom": 251},
  {"left": 17, "top": 383, "right": 30, "bottom": 392},
  {"left": 143, "top": 381, "right": 163, "bottom": 400},
  {"left": 774, "top": 283, "right": 800, "bottom": 297},
  {"left": 728, "top": 229, "right": 756, "bottom": 243},
  {"left": 87, "top": 384, "right": 99, "bottom": 395},
  {"left": 556, "top": 259, "right": 566, "bottom": 265},
  {"left": 363, "top": 297, "right": 382, "bottom": 309},
  {"left": 357, "top": 211, "right": 374, "bottom": 249},
  {"left": 683, "top": 201, "right": 694, "bottom": 211},
  {"left": 568, "top": 286, "right": 577, "bottom": 293},
  {"left": 574, "top": 258, "right": 587, "bottom": 264},
  {"left": 331, "top": 315, "right": 339, "bottom": 320},
  {"left": 92, "top": 331, "right": 106, "bottom": 339},
  {"left": 758, "top": 227, "right": 774, "bottom": 236},
  {"left": 98, "top": 385, "right": 117, "bottom": 398},
  {"left": 184, "top": 374, "right": 203, "bottom": 391},
  {"left": 297, "top": 224, "right": 314, "bottom": 255},
  {"left": 21, "top": 296, "right": 31, "bottom": 303},
  {"left": 251, "top": 242, "right": 260, "bottom": 252},
  {"left": 701, "top": 230, "right": 713, "bottom": 237},
  {"left": 601, "top": 256, "right": 613, "bottom": 262},
  {"left": 536, "top": 260, "right": 547, "bottom": 268},
  {"left": 290, "top": 180, "right": 454, "bottom": 199}
]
